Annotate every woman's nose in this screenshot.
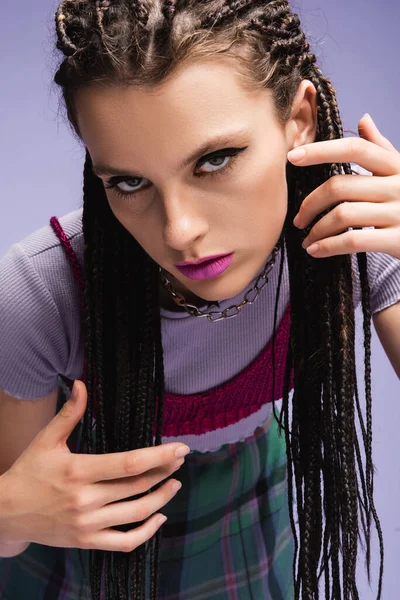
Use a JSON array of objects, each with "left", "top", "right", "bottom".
[{"left": 161, "top": 191, "right": 209, "bottom": 250}]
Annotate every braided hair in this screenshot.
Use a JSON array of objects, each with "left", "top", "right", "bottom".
[{"left": 53, "top": 1, "right": 384, "bottom": 598}]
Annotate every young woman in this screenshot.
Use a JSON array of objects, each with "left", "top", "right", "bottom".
[{"left": 1, "top": 0, "right": 400, "bottom": 598}]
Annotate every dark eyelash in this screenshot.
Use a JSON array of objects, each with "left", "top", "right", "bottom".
[
  {"left": 104, "top": 147, "right": 247, "bottom": 201},
  {"left": 195, "top": 147, "right": 246, "bottom": 172}
]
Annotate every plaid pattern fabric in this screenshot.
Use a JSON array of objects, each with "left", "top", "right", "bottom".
[{"left": 0, "top": 382, "right": 294, "bottom": 600}]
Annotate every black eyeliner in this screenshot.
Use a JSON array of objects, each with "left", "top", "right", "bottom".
[
  {"left": 195, "top": 146, "right": 247, "bottom": 167},
  {"left": 104, "top": 146, "right": 248, "bottom": 187}
]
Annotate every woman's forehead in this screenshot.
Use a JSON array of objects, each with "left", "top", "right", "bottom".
[
  {"left": 74, "top": 57, "right": 273, "bottom": 132},
  {"left": 76, "top": 92, "right": 275, "bottom": 180}
]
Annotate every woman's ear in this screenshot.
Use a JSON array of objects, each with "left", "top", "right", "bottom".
[{"left": 285, "top": 79, "right": 318, "bottom": 151}]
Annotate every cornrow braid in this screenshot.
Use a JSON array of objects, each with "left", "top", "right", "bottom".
[
  {"left": 248, "top": 7, "right": 317, "bottom": 73},
  {"left": 55, "top": 0, "right": 101, "bottom": 60},
  {"left": 55, "top": 1, "right": 79, "bottom": 56},
  {"left": 161, "top": 0, "right": 177, "bottom": 26},
  {"left": 52, "top": 0, "right": 385, "bottom": 597},
  {"left": 201, "top": 0, "right": 266, "bottom": 29},
  {"left": 96, "top": 0, "right": 111, "bottom": 36},
  {"left": 55, "top": 0, "right": 149, "bottom": 68},
  {"left": 129, "top": 0, "right": 150, "bottom": 30}
]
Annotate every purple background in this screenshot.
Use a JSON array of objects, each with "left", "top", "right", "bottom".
[{"left": 1, "top": 1, "right": 399, "bottom": 597}]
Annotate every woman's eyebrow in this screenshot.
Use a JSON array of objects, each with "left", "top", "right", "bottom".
[{"left": 92, "top": 128, "right": 252, "bottom": 178}]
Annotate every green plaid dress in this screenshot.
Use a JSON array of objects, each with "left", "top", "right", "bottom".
[{"left": 0, "top": 379, "right": 294, "bottom": 600}]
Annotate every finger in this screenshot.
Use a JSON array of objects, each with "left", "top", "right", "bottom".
[
  {"left": 72, "top": 442, "right": 190, "bottom": 483},
  {"left": 304, "top": 227, "right": 399, "bottom": 258},
  {"left": 358, "top": 114, "right": 398, "bottom": 153},
  {"left": 301, "top": 202, "right": 396, "bottom": 250},
  {"left": 83, "top": 478, "right": 181, "bottom": 532},
  {"left": 294, "top": 174, "right": 398, "bottom": 230},
  {"left": 81, "top": 511, "right": 167, "bottom": 553},
  {"left": 39, "top": 380, "right": 87, "bottom": 450},
  {"left": 90, "top": 458, "right": 186, "bottom": 506},
  {"left": 287, "top": 137, "right": 400, "bottom": 177}
]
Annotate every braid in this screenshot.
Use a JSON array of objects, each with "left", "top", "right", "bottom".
[
  {"left": 80, "top": 152, "right": 104, "bottom": 598},
  {"left": 55, "top": 0, "right": 100, "bottom": 58},
  {"left": 55, "top": 2, "right": 78, "bottom": 56},
  {"left": 161, "top": 0, "right": 177, "bottom": 26},
  {"left": 335, "top": 272, "right": 358, "bottom": 598},
  {"left": 320, "top": 283, "right": 341, "bottom": 598},
  {"left": 201, "top": 0, "right": 265, "bottom": 28},
  {"left": 95, "top": 0, "right": 111, "bottom": 36},
  {"left": 78, "top": 152, "right": 165, "bottom": 599},
  {"left": 53, "top": 0, "right": 385, "bottom": 598},
  {"left": 131, "top": 0, "right": 150, "bottom": 30},
  {"left": 357, "top": 252, "right": 384, "bottom": 598}
]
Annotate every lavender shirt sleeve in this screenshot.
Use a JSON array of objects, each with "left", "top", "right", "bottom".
[
  {"left": 0, "top": 243, "right": 70, "bottom": 399},
  {"left": 370, "top": 251, "right": 400, "bottom": 314},
  {"left": 352, "top": 249, "right": 400, "bottom": 314}
]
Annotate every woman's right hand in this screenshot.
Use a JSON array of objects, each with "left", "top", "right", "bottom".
[{"left": 0, "top": 380, "right": 189, "bottom": 553}]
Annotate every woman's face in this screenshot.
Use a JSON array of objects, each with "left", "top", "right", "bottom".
[{"left": 75, "top": 56, "right": 317, "bottom": 306}]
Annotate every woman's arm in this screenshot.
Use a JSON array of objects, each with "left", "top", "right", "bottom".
[{"left": 0, "top": 386, "right": 59, "bottom": 557}]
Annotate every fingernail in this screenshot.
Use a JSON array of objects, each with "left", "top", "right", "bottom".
[
  {"left": 174, "top": 459, "right": 185, "bottom": 471},
  {"left": 287, "top": 147, "right": 306, "bottom": 161},
  {"left": 293, "top": 214, "right": 301, "bottom": 228},
  {"left": 175, "top": 445, "right": 190, "bottom": 458},
  {"left": 307, "top": 243, "right": 320, "bottom": 255},
  {"left": 157, "top": 515, "right": 167, "bottom": 527},
  {"left": 364, "top": 113, "right": 372, "bottom": 122},
  {"left": 171, "top": 480, "right": 182, "bottom": 494},
  {"left": 71, "top": 381, "right": 78, "bottom": 400}
]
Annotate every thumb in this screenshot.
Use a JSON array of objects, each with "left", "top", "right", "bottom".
[{"left": 41, "top": 380, "right": 88, "bottom": 449}]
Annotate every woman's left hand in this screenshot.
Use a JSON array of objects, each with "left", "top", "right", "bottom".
[{"left": 288, "top": 113, "right": 400, "bottom": 259}]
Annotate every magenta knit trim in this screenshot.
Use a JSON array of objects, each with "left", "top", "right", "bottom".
[
  {"left": 51, "top": 216, "right": 293, "bottom": 437},
  {"left": 50, "top": 217, "right": 89, "bottom": 390},
  {"left": 158, "top": 303, "right": 293, "bottom": 436}
]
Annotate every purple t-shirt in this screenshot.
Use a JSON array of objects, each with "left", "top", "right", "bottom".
[{"left": 1, "top": 207, "right": 400, "bottom": 452}]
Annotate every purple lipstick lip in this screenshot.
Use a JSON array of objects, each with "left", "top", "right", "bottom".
[
  {"left": 175, "top": 253, "right": 234, "bottom": 281},
  {"left": 175, "top": 253, "right": 231, "bottom": 267}
]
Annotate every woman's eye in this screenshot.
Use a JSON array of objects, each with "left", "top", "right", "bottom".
[
  {"left": 104, "top": 146, "right": 247, "bottom": 199},
  {"left": 106, "top": 177, "right": 147, "bottom": 195},
  {"left": 195, "top": 147, "right": 247, "bottom": 176},
  {"left": 197, "top": 154, "right": 230, "bottom": 173}
]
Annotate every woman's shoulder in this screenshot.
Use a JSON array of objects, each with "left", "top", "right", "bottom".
[
  {"left": 1, "top": 207, "right": 83, "bottom": 291},
  {"left": 9, "top": 208, "right": 85, "bottom": 317},
  {"left": 0, "top": 209, "right": 84, "bottom": 399},
  {"left": 17, "top": 208, "right": 84, "bottom": 261}
]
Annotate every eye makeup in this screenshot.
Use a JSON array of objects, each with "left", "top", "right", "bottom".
[{"left": 104, "top": 146, "right": 248, "bottom": 200}]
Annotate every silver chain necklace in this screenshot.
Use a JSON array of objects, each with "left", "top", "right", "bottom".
[{"left": 158, "top": 237, "right": 283, "bottom": 322}]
